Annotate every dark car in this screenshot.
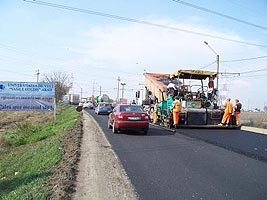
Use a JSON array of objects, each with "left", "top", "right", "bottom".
[
  {"left": 108, "top": 104, "right": 149, "bottom": 134},
  {"left": 95, "top": 103, "right": 112, "bottom": 115}
]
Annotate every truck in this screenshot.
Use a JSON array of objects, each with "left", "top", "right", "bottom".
[
  {"left": 136, "top": 69, "right": 240, "bottom": 129},
  {"left": 69, "top": 94, "right": 80, "bottom": 105},
  {"left": 95, "top": 94, "right": 111, "bottom": 104}
]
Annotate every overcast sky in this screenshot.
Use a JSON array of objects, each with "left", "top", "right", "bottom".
[{"left": 0, "top": 0, "right": 267, "bottom": 110}]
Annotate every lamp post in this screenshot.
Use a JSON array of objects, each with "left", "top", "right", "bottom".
[
  {"left": 204, "top": 41, "right": 219, "bottom": 90},
  {"left": 117, "top": 76, "right": 121, "bottom": 102},
  {"left": 121, "top": 83, "right": 126, "bottom": 99},
  {"left": 36, "top": 69, "right": 40, "bottom": 83},
  {"left": 99, "top": 85, "right": 102, "bottom": 96}
]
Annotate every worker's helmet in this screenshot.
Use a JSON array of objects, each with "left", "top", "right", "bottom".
[{"left": 167, "top": 83, "right": 178, "bottom": 90}]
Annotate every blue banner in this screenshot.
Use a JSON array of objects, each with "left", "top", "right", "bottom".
[
  {"left": 0, "top": 82, "right": 55, "bottom": 96},
  {"left": 0, "top": 81, "right": 55, "bottom": 111}
]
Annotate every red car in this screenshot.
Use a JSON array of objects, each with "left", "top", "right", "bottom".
[{"left": 108, "top": 104, "right": 149, "bottom": 134}]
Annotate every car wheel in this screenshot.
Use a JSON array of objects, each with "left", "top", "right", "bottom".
[
  {"left": 108, "top": 120, "right": 112, "bottom": 129},
  {"left": 143, "top": 128, "right": 148, "bottom": 135},
  {"left": 112, "top": 122, "right": 118, "bottom": 134}
]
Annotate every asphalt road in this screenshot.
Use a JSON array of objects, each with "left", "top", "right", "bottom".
[{"left": 86, "top": 109, "right": 267, "bottom": 200}]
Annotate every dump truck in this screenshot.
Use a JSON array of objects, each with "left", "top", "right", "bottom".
[{"left": 136, "top": 69, "right": 240, "bottom": 129}]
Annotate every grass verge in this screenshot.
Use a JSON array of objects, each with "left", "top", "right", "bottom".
[
  {"left": 241, "top": 112, "right": 267, "bottom": 129},
  {"left": 0, "top": 104, "right": 80, "bottom": 200}
]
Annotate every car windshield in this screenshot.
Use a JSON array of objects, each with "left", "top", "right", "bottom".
[{"left": 120, "top": 105, "right": 144, "bottom": 112}]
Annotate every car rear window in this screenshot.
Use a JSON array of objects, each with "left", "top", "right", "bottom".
[
  {"left": 99, "top": 104, "right": 111, "bottom": 108},
  {"left": 120, "top": 105, "right": 144, "bottom": 112}
]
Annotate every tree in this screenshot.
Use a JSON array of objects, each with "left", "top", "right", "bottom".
[{"left": 43, "top": 71, "right": 72, "bottom": 102}]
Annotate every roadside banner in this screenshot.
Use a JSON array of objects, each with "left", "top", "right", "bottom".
[{"left": 0, "top": 81, "right": 55, "bottom": 111}]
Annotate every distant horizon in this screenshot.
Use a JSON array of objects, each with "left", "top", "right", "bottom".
[{"left": 1, "top": 0, "right": 267, "bottom": 110}]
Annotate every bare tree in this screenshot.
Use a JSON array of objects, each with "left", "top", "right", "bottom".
[{"left": 43, "top": 71, "right": 72, "bottom": 102}]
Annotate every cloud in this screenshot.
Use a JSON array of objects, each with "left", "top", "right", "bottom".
[{"left": 69, "top": 17, "right": 266, "bottom": 108}]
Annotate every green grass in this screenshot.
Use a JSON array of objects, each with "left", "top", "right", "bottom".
[
  {"left": 240, "top": 112, "right": 267, "bottom": 129},
  {"left": 3, "top": 104, "right": 78, "bottom": 146},
  {"left": 0, "top": 104, "right": 80, "bottom": 200}
]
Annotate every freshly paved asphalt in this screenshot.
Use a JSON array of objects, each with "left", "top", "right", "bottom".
[
  {"left": 86, "top": 109, "right": 267, "bottom": 200},
  {"left": 176, "top": 128, "right": 267, "bottom": 161}
]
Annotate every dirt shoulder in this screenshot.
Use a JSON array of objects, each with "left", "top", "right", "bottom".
[
  {"left": 72, "top": 112, "right": 137, "bottom": 200},
  {"left": 46, "top": 114, "right": 83, "bottom": 200}
]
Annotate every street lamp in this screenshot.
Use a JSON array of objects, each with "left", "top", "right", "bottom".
[
  {"left": 99, "top": 85, "right": 102, "bottom": 96},
  {"left": 121, "top": 83, "right": 126, "bottom": 99},
  {"left": 204, "top": 41, "right": 220, "bottom": 90},
  {"left": 117, "top": 76, "right": 121, "bottom": 102}
]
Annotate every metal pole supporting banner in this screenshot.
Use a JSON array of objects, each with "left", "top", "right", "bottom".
[{"left": 53, "top": 97, "right": 57, "bottom": 123}]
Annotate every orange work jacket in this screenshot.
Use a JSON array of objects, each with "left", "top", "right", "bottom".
[
  {"left": 224, "top": 101, "right": 233, "bottom": 114},
  {"left": 173, "top": 100, "right": 181, "bottom": 113}
]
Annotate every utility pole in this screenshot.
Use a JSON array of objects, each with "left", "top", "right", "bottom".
[
  {"left": 121, "top": 83, "right": 126, "bottom": 99},
  {"left": 92, "top": 80, "right": 96, "bottom": 96},
  {"left": 80, "top": 88, "right": 83, "bottom": 102},
  {"left": 36, "top": 69, "right": 40, "bottom": 83},
  {"left": 70, "top": 73, "right": 74, "bottom": 95},
  {"left": 99, "top": 86, "right": 102, "bottom": 96},
  {"left": 216, "top": 54, "right": 219, "bottom": 90},
  {"left": 117, "top": 76, "right": 121, "bottom": 102},
  {"left": 204, "top": 41, "right": 219, "bottom": 90}
]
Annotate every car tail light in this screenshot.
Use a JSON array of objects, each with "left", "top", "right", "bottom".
[{"left": 144, "top": 115, "right": 149, "bottom": 120}]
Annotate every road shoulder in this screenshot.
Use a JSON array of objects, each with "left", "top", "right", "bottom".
[
  {"left": 241, "top": 126, "right": 267, "bottom": 135},
  {"left": 72, "top": 112, "right": 137, "bottom": 200}
]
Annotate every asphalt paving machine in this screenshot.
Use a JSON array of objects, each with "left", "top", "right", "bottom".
[{"left": 136, "top": 69, "right": 239, "bottom": 129}]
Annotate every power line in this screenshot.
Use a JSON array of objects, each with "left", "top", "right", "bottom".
[
  {"left": 23, "top": 0, "right": 267, "bottom": 48},
  {"left": 0, "top": 54, "right": 54, "bottom": 68},
  {"left": 199, "top": 60, "right": 216, "bottom": 69},
  {"left": 221, "top": 55, "right": 267, "bottom": 63},
  {"left": 0, "top": 68, "right": 35, "bottom": 77},
  {"left": 0, "top": 43, "right": 38, "bottom": 57},
  {"left": 225, "top": 0, "right": 266, "bottom": 17},
  {"left": 240, "top": 68, "right": 267, "bottom": 74},
  {"left": 239, "top": 73, "right": 267, "bottom": 78},
  {"left": 0, "top": 43, "right": 67, "bottom": 66},
  {"left": 172, "top": 0, "right": 267, "bottom": 31}
]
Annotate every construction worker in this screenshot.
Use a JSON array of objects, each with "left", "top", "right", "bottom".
[
  {"left": 172, "top": 97, "right": 181, "bottom": 128},
  {"left": 219, "top": 98, "right": 233, "bottom": 126},
  {"left": 234, "top": 99, "right": 242, "bottom": 126},
  {"left": 152, "top": 100, "right": 158, "bottom": 124}
]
